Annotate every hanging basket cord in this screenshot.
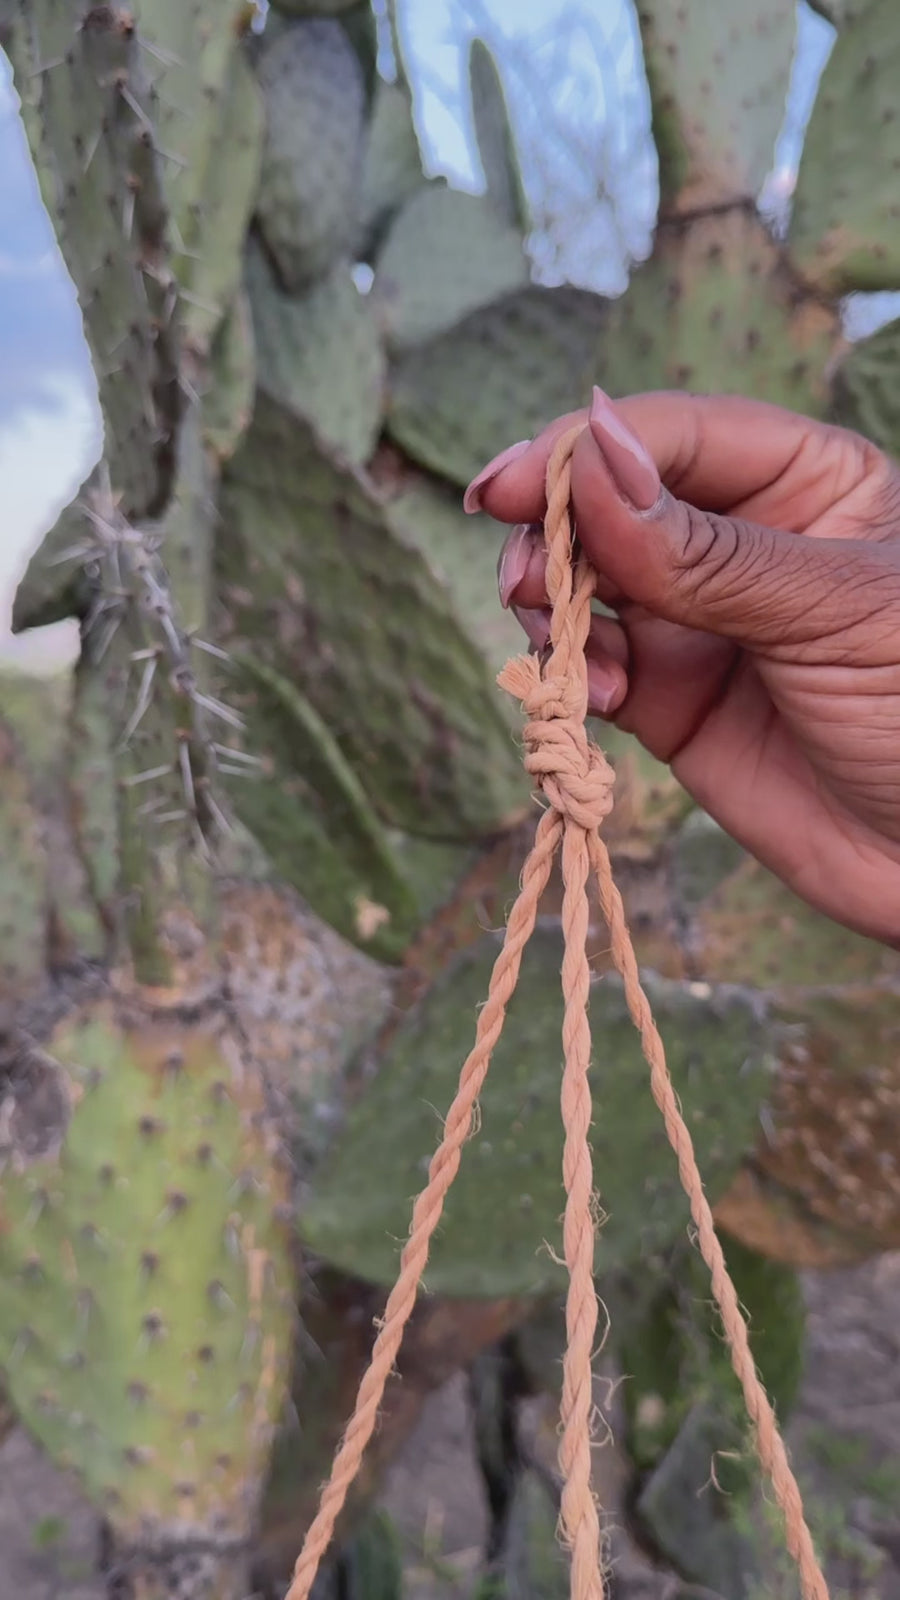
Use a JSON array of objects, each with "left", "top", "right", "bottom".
[{"left": 285, "top": 426, "right": 830, "bottom": 1600}]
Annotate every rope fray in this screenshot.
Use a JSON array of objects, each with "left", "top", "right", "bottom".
[{"left": 286, "top": 426, "right": 830, "bottom": 1600}]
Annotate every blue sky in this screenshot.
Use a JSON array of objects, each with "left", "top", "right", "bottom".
[{"left": 0, "top": 1, "right": 842, "bottom": 671}]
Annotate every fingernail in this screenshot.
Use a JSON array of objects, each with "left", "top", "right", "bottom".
[
  {"left": 588, "top": 386, "right": 660, "bottom": 512},
  {"left": 511, "top": 605, "right": 550, "bottom": 652},
  {"left": 464, "top": 440, "right": 531, "bottom": 513},
  {"left": 497, "top": 523, "right": 540, "bottom": 608},
  {"left": 587, "top": 661, "right": 622, "bottom": 715}
]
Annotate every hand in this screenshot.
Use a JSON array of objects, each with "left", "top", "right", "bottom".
[{"left": 464, "top": 388, "right": 900, "bottom": 946}]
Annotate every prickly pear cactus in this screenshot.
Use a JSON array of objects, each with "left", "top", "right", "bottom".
[
  {"left": 0, "top": 991, "right": 296, "bottom": 1599},
  {"left": 6, "top": 0, "right": 900, "bottom": 1592}
]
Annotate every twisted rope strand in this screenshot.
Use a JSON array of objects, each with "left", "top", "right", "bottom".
[
  {"left": 558, "top": 824, "right": 604, "bottom": 1600},
  {"left": 286, "top": 420, "right": 830, "bottom": 1600},
  {"left": 285, "top": 807, "right": 563, "bottom": 1600},
  {"left": 587, "top": 833, "right": 829, "bottom": 1600}
]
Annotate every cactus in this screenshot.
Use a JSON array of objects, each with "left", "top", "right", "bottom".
[
  {"left": 245, "top": 239, "right": 384, "bottom": 462},
  {"left": 0, "top": 989, "right": 296, "bottom": 1598},
  {"left": 467, "top": 39, "right": 529, "bottom": 232},
  {"left": 298, "top": 930, "right": 773, "bottom": 1298},
  {"left": 636, "top": 0, "right": 797, "bottom": 212},
  {"left": 371, "top": 185, "right": 528, "bottom": 351},
  {"left": 787, "top": 0, "right": 900, "bottom": 293},
  {"left": 254, "top": 18, "right": 366, "bottom": 291},
  {"left": 6, "top": 0, "right": 900, "bottom": 1592}
]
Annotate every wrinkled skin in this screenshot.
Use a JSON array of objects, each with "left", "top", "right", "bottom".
[{"left": 469, "top": 391, "right": 900, "bottom": 947}]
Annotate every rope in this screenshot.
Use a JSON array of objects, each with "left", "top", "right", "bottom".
[{"left": 285, "top": 425, "right": 830, "bottom": 1600}]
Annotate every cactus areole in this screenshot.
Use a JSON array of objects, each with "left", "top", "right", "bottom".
[{"left": 284, "top": 434, "right": 830, "bottom": 1600}]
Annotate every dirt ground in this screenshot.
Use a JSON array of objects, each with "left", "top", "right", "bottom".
[{"left": 3, "top": 1255, "right": 900, "bottom": 1600}]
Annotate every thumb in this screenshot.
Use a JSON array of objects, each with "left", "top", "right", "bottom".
[{"left": 575, "top": 389, "right": 854, "bottom": 653}]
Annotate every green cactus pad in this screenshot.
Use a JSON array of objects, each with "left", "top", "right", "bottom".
[
  {"left": 299, "top": 930, "right": 772, "bottom": 1296},
  {"left": 176, "top": 40, "right": 265, "bottom": 351},
  {"left": 372, "top": 185, "right": 528, "bottom": 351},
  {"left": 203, "top": 292, "right": 256, "bottom": 463},
  {"left": 618, "top": 1234, "right": 804, "bottom": 1476},
  {"left": 220, "top": 655, "right": 420, "bottom": 962},
  {"left": 217, "top": 392, "right": 530, "bottom": 838},
  {"left": 829, "top": 316, "right": 900, "bottom": 461},
  {"left": 468, "top": 39, "right": 529, "bottom": 230},
  {"left": 255, "top": 18, "right": 366, "bottom": 291},
  {"left": 6, "top": 1, "right": 179, "bottom": 518},
  {"left": 245, "top": 240, "right": 384, "bottom": 464},
  {"left": 0, "top": 996, "right": 297, "bottom": 1543},
  {"left": 387, "top": 285, "right": 609, "bottom": 486},
  {"left": 636, "top": 0, "right": 796, "bottom": 211},
  {"left": 0, "top": 671, "right": 106, "bottom": 968},
  {"left": 121, "top": 2, "right": 260, "bottom": 349},
  {"left": 788, "top": 0, "right": 900, "bottom": 293},
  {"left": 0, "top": 710, "right": 50, "bottom": 1004},
  {"left": 601, "top": 210, "right": 838, "bottom": 412},
  {"left": 11, "top": 496, "right": 96, "bottom": 634},
  {"left": 64, "top": 410, "right": 221, "bottom": 979},
  {"left": 355, "top": 79, "right": 425, "bottom": 259},
  {"left": 384, "top": 476, "right": 523, "bottom": 685}
]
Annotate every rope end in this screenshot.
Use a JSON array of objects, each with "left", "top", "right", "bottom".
[{"left": 497, "top": 652, "right": 541, "bottom": 702}]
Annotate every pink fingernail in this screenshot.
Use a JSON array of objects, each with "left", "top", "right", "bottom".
[
  {"left": 497, "top": 523, "right": 540, "bottom": 609},
  {"left": 587, "top": 661, "right": 623, "bottom": 715},
  {"left": 511, "top": 605, "right": 550, "bottom": 652},
  {"left": 464, "top": 440, "right": 531, "bottom": 513},
  {"left": 588, "top": 386, "right": 660, "bottom": 512}
]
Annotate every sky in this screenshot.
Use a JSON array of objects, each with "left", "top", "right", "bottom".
[{"left": 0, "top": 0, "right": 876, "bottom": 675}]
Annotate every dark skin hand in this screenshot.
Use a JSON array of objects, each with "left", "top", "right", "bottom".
[{"left": 464, "top": 387, "right": 900, "bottom": 947}]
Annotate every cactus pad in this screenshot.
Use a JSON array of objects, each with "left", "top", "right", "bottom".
[
  {"left": 384, "top": 475, "right": 523, "bottom": 685},
  {"left": 299, "top": 929, "right": 772, "bottom": 1296},
  {"left": 0, "top": 993, "right": 297, "bottom": 1545},
  {"left": 255, "top": 18, "right": 366, "bottom": 291},
  {"left": 788, "top": 0, "right": 900, "bottom": 293},
  {"left": 0, "top": 712, "right": 50, "bottom": 1006},
  {"left": 372, "top": 185, "right": 527, "bottom": 351},
  {"left": 829, "top": 316, "right": 900, "bottom": 461},
  {"left": 176, "top": 40, "right": 265, "bottom": 351},
  {"left": 220, "top": 655, "right": 420, "bottom": 962},
  {"left": 355, "top": 79, "right": 424, "bottom": 259},
  {"left": 11, "top": 496, "right": 95, "bottom": 634},
  {"left": 217, "top": 392, "right": 529, "bottom": 838},
  {"left": 203, "top": 292, "right": 257, "bottom": 463},
  {"left": 636, "top": 0, "right": 796, "bottom": 210},
  {"left": 6, "top": 0, "right": 179, "bottom": 518},
  {"left": 601, "top": 210, "right": 837, "bottom": 411},
  {"left": 387, "top": 285, "right": 609, "bottom": 486},
  {"left": 246, "top": 240, "right": 385, "bottom": 464},
  {"left": 468, "top": 38, "right": 529, "bottom": 230}
]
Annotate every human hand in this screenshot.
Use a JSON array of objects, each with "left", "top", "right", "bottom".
[{"left": 464, "top": 388, "right": 900, "bottom": 946}]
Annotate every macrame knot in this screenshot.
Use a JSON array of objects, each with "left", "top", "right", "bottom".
[{"left": 498, "top": 653, "right": 614, "bottom": 831}]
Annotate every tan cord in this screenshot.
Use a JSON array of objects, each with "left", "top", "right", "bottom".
[{"left": 286, "top": 425, "right": 830, "bottom": 1600}]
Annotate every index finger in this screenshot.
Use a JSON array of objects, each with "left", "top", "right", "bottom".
[{"left": 470, "top": 391, "right": 860, "bottom": 527}]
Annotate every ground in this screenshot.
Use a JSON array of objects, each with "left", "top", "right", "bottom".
[{"left": 3, "top": 1255, "right": 900, "bottom": 1600}]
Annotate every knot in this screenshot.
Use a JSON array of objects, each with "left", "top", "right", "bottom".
[{"left": 497, "top": 653, "right": 615, "bottom": 830}]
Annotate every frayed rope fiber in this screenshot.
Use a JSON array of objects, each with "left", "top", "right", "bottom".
[{"left": 285, "top": 425, "right": 830, "bottom": 1600}]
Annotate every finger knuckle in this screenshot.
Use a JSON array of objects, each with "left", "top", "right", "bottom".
[{"left": 669, "top": 501, "right": 755, "bottom": 603}]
